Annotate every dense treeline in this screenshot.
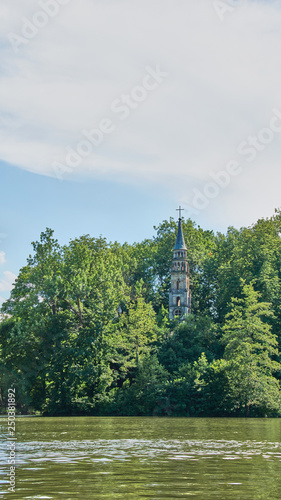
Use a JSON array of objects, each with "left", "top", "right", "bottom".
[{"left": 1, "top": 211, "right": 281, "bottom": 417}]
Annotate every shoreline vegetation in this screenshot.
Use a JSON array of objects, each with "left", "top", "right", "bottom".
[{"left": 1, "top": 211, "right": 281, "bottom": 418}]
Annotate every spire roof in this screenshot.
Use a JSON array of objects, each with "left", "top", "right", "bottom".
[{"left": 174, "top": 218, "right": 187, "bottom": 250}]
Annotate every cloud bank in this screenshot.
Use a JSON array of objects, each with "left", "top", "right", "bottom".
[
  {"left": 0, "top": 251, "right": 16, "bottom": 304},
  {"left": 1, "top": 0, "right": 281, "bottom": 227},
  {"left": 0, "top": 251, "right": 6, "bottom": 265},
  {"left": 0, "top": 270, "right": 17, "bottom": 293}
]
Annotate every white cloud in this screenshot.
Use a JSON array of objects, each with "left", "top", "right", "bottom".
[
  {"left": 0, "top": 251, "right": 6, "bottom": 264},
  {"left": 1, "top": 0, "right": 281, "bottom": 228},
  {"left": 0, "top": 312, "right": 11, "bottom": 321},
  {"left": 0, "top": 271, "right": 17, "bottom": 292}
]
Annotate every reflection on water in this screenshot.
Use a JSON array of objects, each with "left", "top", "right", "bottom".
[{"left": 0, "top": 417, "right": 281, "bottom": 499}]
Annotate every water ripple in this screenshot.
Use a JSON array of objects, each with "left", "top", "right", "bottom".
[{"left": 9, "top": 438, "right": 281, "bottom": 466}]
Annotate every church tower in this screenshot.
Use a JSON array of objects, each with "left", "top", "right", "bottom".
[{"left": 169, "top": 207, "right": 191, "bottom": 320}]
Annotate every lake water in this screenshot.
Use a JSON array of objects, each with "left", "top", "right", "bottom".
[{"left": 0, "top": 417, "right": 281, "bottom": 499}]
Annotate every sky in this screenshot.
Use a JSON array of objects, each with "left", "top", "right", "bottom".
[{"left": 1, "top": 0, "right": 281, "bottom": 303}]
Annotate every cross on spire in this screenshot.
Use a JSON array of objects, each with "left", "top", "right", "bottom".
[{"left": 176, "top": 205, "right": 184, "bottom": 219}]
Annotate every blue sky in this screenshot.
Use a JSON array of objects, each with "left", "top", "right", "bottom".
[
  {"left": 1, "top": 0, "right": 281, "bottom": 303},
  {"left": 0, "top": 160, "right": 176, "bottom": 301}
]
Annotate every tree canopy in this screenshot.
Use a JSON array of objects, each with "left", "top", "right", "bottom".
[{"left": 1, "top": 211, "right": 281, "bottom": 417}]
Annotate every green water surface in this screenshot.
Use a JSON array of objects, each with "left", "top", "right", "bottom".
[{"left": 0, "top": 417, "right": 281, "bottom": 499}]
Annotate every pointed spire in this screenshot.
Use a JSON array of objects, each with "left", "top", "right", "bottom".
[{"left": 174, "top": 218, "right": 187, "bottom": 250}]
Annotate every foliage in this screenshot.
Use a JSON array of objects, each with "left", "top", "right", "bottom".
[
  {"left": 221, "top": 281, "right": 281, "bottom": 416},
  {"left": 1, "top": 212, "right": 281, "bottom": 417}
]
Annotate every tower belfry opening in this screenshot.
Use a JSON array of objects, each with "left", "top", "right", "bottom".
[{"left": 169, "top": 207, "right": 191, "bottom": 320}]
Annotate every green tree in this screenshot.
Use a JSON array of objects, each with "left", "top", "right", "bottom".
[
  {"left": 158, "top": 313, "right": 220, "bottom": 374},
  {"left": 0, "top": 229, "right": 129, "bottom": 415},
  {"left": 114, "top": 294, "right": 159, "bottom": 382},
  {"left": 115, "top": 355, "right": 169, "bottom": 416},
  {"left": 222, "top": 281, "right": 281, "bottom": 416},
  {"left": 202, "top": 212, "right": 281, "bottom": 326}
]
